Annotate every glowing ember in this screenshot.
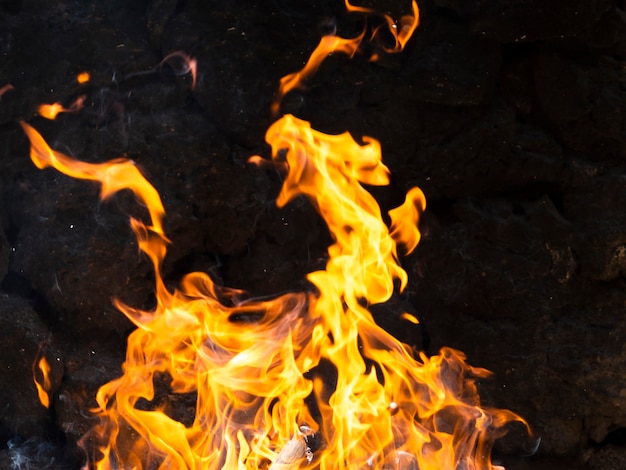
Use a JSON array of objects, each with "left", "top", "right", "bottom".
[{"left": 33, "top": 355, "right": 52, "bottom": 409}]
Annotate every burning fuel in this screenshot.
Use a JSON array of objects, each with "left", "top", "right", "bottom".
[{"left": 22, "top": 0, "right": 531, "bottom": 468}]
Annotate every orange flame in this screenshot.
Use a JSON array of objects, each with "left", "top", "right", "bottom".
[
  {"left": 77, "top": 72, "right": 91, "bottom": 84},
  {"left": 33, "top": 355, "right": 52, "bottom": 409},
  {"left": 272, "top": 34, "right": 364, "bottom": 115},
  {"left": 272, "top": 1, "right": 419, "bottom": 114},
  {"left": 22, "top": 112, "right": 528, "bottom": 468},
  {"left": 38, "top": 95, "right": 86, "bottom": 120},
  {"left": 344, "top": 0, "right": 420, "bottom": 52},
  {"left": 401, "top": 312, "right": 420, "bottom": 325},
  {"left": 20, "top": 121, "right": 167, "bottom": 242}
]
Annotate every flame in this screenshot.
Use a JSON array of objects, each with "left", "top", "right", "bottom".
[
  {"left": 77, "top": 72, "right": 91, "bottom": 84},
  {"left": 22, "top": 111, "right": 528, "bottom": 468},
  {"left": 400, "top": 312, "right": 420, "bottom": 325},
  {"left": 272, "top": 34, "right": 364, "bottom": 115},
  {"left": 344, "top": 0, "right": 420, "bottom": 52},
  {"left": 33, "top": 355, "right": 52, "bottom": 409},
  {"left": 271, "top": 1, "right": 419, "bottom": 114},
  {"left": 20, "top": 121, "right": 167, "bottom": 241},
  {"left": 38, "top": 95, "right": 86, "bottom": 120}
]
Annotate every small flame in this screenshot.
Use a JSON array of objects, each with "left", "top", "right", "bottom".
[
  {"left": 272, "top": 1, "right": 419, "bottom": 114},
  {"left": 38, "top": 95, "right": 86, "bottom": 120},
  {"left": 77, "top": 72, "right": 91, "bottom": 84},
  {"left": 344, "top": 0, "right": 420, "bottom": 52},
  {"left": 20, "top": 121, "right": 167, "bottom": 241},
  {"left": 33, "top": 356, "right": 51, "bottom": 409},
  {"left": 272, "top": 34, "right": 364, "bottom": 115},
  {"left": 401, "top": 312, "right": 420, "bottom": 325}
]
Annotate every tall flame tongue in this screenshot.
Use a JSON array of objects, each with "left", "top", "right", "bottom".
[{"left": 22, "top": 110, "right": 527, "bottom": 468}]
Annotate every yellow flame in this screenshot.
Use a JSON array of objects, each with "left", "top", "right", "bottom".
[
  {"left": 401, "top": 312, "right": 420, "bottom": 325},
  {"left": 20, "top": 121, "right": 167, "bottom": 242},
  {"left": 23, "top": 112, "right": 528, "bottom": 469},
  {"left": 272, "top": 34, "right": 364, "bottom": 115}
]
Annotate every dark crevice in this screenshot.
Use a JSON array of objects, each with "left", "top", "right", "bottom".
[
  {"left": 429, "top": 182, "right": 566, "bottom": 221},
  {"left": 599, "top": 427, "right": 626, "bottom": 447},
  {"left": 4, "top": 217, "right": 19, "bottom": 245},
  {"left": 0, "top": 271, "right": 58, "bottom": 327}
]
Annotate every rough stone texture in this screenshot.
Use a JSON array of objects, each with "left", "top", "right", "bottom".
[
  {"left": 0, "top": 215, "right": 7, "bottom": 285},
  {"left": 1, "top": 0, "right": 626, "bottom": 468},
  {"left": 469, "top": 0, "right": 614, "bottom": 44},
  {"left": 583, "top": 444, "right": 626, "bottom": 469}
]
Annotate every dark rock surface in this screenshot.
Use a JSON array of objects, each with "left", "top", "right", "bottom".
[{"left": 1, "top": 0, "right": 626, "bottom": 468}]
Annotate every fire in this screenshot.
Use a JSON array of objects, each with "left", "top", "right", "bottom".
[
  {"left": 22, "top": 114, "right": 527, "bottom": 468},
  {"left": 77, "top": 72, "right": 91, "bottom": 84},
  {"left": 22, "top": 0, "right": 530, "bottom": 468},
  {"left": 344, "top": 0, "right": 420, "bottom": 52},
  {"left": 38, "top": 94, "right": 86, "bottom": 120},
  {"left": 33, "top": 355, "right": 52, "bottom": 409},
  {"left": 271, "top": 1, "right": 419, "bottom": 114}
]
